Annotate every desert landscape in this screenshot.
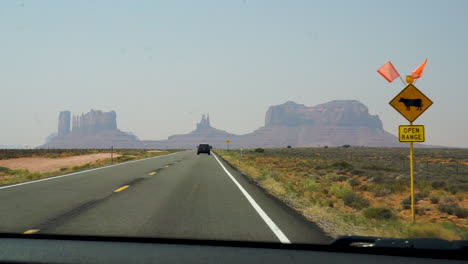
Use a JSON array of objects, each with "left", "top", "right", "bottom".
[{"left": 216, "top": 147, "right": 468, "bottom": 239}]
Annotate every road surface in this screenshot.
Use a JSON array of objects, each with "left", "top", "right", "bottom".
[{"left": 0, "top": 151, "right": 330, "bottom": 244}]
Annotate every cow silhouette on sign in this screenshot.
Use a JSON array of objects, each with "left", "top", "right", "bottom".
[{"left": 399, "top": 97, "right": 423, "bottom": 111}]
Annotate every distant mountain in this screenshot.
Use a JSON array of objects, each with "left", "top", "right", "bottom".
[
  {"left": 40, "top": 110, "right": 138, "bottom": 149},
  {"left": 39, "top": 101, "right": 417, "bottom": 149},
  {"left": 237, "top": 100, "right": 401, "bottom": 148}
]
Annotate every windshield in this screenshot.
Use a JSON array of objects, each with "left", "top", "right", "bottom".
[{"left": 0, "top": 0, "right": 466, "bottom": 246}]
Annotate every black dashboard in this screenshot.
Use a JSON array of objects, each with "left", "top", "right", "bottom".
[{"left": 0, "top": 234, "right": 466, "bottom": 264}]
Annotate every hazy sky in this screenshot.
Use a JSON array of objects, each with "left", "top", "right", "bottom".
[{"left": 1, "top": 0, "right": 467, "bottom": 147}]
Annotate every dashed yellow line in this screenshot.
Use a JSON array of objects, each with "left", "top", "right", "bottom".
[
  {"left": 23, "top": 229, "right": 40, "bottom": 234},
  {"left": 114, "top": 185, "right": 130, "bottom": 193},
  {"left": 149, "top": 172, "right": 157, "bottom": 175}
]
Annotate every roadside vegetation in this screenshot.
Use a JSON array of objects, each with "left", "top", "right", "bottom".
[
  {"left": 0, "top": 149, "right": 182, "bottom": 186},
  {"left": 215, "top": 147, "right": 468, "bottom": 240}
]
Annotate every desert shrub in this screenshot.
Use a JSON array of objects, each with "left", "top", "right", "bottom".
[
  {"left": 446, "top": 184, "right": 468, "bottom": 194},
  {"left": 363, "top": 207, "right": 395, "bottom": 220},
  {"left": 342, "top": 144, "right": 351, "bottom": 148},
  {"left": 286, "top": 145, "right": 292, "bottom": 149},
  {"left": 348, "top": 178, "right": 360, "bottom": 187},
  {"left": 300, "top": 178, "right": 320, "bottom": 192},
  {"left": 443, "top": 196, "right": 455, "bottom": 203},
  {"left": 402, "top": 198, "right": 411, "bottom": 210},
  {"left": 342, "top": 192, "right": 370, "bottom": 210},
  {"left": 415, "top": 190, "right": 430, "bottom": 200},
  {"left": 254, "top": 148, "right": 265, "bottom": 153},
  {"left": 324, "top": 146, "right": 328, "bottom": 149},
  {"left": 331, "top": 161, "right": 353, "bottom": 170},
  {"left": 358, "top": 185, "right": 369, "bottom": 191},
  {"left": 447, "top": 185, "right": 459, "bottom": 194},
  {"left": 59, "top": 167, "right": 68, "bottom": 172},
  {"left": 438, "top": 203, "right": 468, "bottom": 218},
  {"left": 330, "top": 183, "right": 352, "bottom": 198},
  {"left": 351, "top": 169, "right": 364, "bottom": 175},
  {"left": 438, "top": 203, "right": 459, "bottom": 215},
  {"left": 0, "top": 167, "right": 10, "bottom": 173},
  {"left": 454, "top": 207, "right": 468, "bottom": 218},
  {"left": 430, "top": 196, "right": 440, "bottom": 204},
  {"left": 431, "top": 180, "right": 446, "bottom": 189},
  {"left": 370, "top": 185, "right": 392, "bottom": 197}
]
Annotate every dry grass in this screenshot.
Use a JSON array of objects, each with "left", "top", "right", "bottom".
[
  {"left": 0, "top": 149, "right": 181, "bottom": 186},
  {"left": 216, "top": 148, "right": 468, "bottom": 240}
]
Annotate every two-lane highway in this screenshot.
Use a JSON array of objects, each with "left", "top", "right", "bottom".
[{"left": 0, "top": 151, "right": 330, "bottom": 244}]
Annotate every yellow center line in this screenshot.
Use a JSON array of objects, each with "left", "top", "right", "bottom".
[
  {"left": 23, "top": 229, "right": 40, "bottom": 234},
  {"left": 149, "top": 172, "right": 157, "bottom": 175},
  {"left": 114, "top": 185, "right": 130, "bottom": 193}
]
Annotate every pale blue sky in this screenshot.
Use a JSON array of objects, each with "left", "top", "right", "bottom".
[{"left": 1, "top": 0, "right": 467, "bottom": 147}]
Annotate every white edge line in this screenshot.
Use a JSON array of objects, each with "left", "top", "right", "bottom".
[
  {"left": 0, "top": 151, "right": 182, "bottom": 190},
  {"left": 212, "top": 153, "right": 291, "bottom": 244}
]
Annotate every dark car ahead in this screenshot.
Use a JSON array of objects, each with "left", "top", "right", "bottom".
[{"left": 197, "top": 144, "right": 211, "bottom": 155}]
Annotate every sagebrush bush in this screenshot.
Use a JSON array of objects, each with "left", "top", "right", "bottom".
[
  {"left": 254, "top": 148, "right": 265, "bottom": 153},
  {"left": 438, "top": 203, "right": 459, "bottom": 215},
  {"left": 430, "top": 196, "right": 440, "bottom": 204},
  {"left": 363, "top": 207, "right": 395, "bottom": 220},
  {"left": 342, "top": 192, "right": 370, "bottom": 210},
  {"left": 331, "top": 161, "right": 353, "bottom": 170},
  {"left": 443, "top": 196, "right": 455, "bottom": 203},
  {"left": 330, "top": 183, "right": 352, "bottom": 199},
  {"left": 438, "top": 203, "right": 468, "bottom": 218},
  {"left": 415, "top": 191, "right": 430, "bottom": 200},
  {"left": 370, "top": 185, "right": 392, "bottom": 197},
  {"left": 348, "top": 178, "right": 360, "bottom": 187},
  {"left": 401, "top": 198, "right": 411, "bottom": 210},
  {"left": 454, "top": 207, "right": 468, "bottom": 218},
  {"left": 431, "top": 180, "right": 446, "bottom": 189}
]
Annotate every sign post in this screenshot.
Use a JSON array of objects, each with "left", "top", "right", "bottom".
[
  {"left": 226, "top": 140, "right": 231, "bottom": 150},
  {"left": 389, "top": 84, "right": 433, "bottom": 222},
  {"left": 409, "top": 135, "right": 415, "bottom": 221}
]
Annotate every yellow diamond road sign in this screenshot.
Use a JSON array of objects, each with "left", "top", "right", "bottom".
[{"left": 389, "top": 84, "right": 433, "bottom": 122}]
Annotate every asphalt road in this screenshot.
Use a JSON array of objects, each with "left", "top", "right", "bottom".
[{"left": 0, "top": 151, "right": 331, "bottom": 244}]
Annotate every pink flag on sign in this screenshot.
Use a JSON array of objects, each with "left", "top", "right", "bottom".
[
  {"left": 412, "top": 59, "right": 428, "bottom": 79},
  {"left": 377, "top": 61, "right": 400, "bottom": 83}
]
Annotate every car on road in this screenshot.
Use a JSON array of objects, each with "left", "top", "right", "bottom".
[{"left": 197, "top": 144, "right": 211, "bottom": 155}]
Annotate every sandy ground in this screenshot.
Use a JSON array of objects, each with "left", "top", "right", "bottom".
[
  {"left": 0, "top": 153, "right": 121, "bottom": 172},
  {"left": 147, "top": 150, "right": 163, "bottom": 153}
]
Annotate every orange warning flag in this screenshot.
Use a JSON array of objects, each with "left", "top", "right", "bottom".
[
  {"left": 412, "top": 59, "right": 428, "bottom": 79},
  {"left": 377, "top": 61, "right": 400, "bottom": 83}
]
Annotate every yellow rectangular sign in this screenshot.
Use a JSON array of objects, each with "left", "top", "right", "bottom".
[{"left": 399, "top": 125, "right": 425, "bottom": 142}]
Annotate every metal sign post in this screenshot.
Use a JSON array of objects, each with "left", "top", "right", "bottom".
[{"left": 409, "top": 124, "right": 416, "bottom": 222}]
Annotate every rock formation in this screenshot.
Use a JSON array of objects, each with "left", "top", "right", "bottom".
[
  {"left": 58, "top": 111, "right": 71, "bottom": 136},
  {"left": 40, "top": 101, "right": 414, "bottom": 149},
  {"left": 71, "top": 110, "right": 117, "bottom": 134},
  {"left": 244, "top": 100, "right": 397, "bottom": 147},
  {"left": 265, "top": 100, "right": 382, "bottom": 128},
  {"left": 41, "top": 109, "right": 137, "bottom": 149}
]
